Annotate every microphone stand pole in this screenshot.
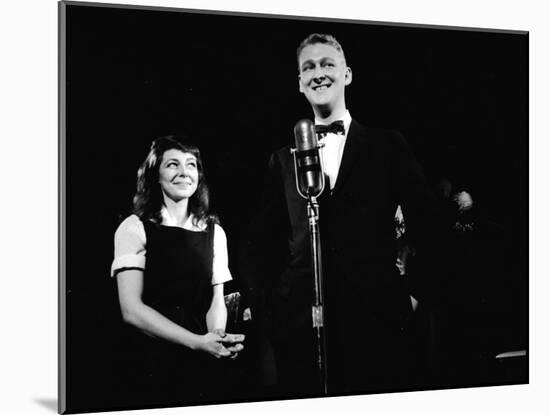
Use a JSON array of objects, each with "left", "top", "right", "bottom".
[
  {"left": 291, "top": 126, "right": 328, "bottom": 395},
  {"left": 307, "top": 195, "right": 328, "bottom": 395}
]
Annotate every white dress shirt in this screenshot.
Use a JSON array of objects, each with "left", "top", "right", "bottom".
[{"left": 315, "top": 110, "right": 352, "bottom": 190}]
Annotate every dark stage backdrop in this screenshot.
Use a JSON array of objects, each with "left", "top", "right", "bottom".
[{"left": 62, "top": 2, "right": 527, "bottom": 412}]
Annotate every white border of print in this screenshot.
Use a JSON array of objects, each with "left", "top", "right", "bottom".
[{"left": 1, "top": 0, "right": 546, "bottom": 414}]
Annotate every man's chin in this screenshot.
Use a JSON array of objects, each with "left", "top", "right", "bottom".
[
  {"left": 304, "top": 92, "right": 325, "bottom": 104},
  {"left": 310, "top": 100, "right": 333, "bottom": 113}
]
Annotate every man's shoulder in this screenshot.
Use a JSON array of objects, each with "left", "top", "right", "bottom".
[
  {"left": 273, "top": 143, "right": 292, "bottom": 156},
  {"left": 270, "top": 144, "right": 294, "bottom": 167},
  {"left": 351, "top": 118, "right": 402, "bottom": 138},
  {"left": 350, "top": 118, "right": 406, "bottom": 148}
]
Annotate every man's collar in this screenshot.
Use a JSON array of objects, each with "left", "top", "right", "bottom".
[
  {"left": 315, "top": 110, "right": 352, "bottom": 137},
  {"left": 315, "top": 110, "right": 352, "bottom": 131}
]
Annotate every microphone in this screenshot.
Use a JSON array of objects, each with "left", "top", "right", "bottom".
[
  {"left": 292, "top": 119, "right": 325, "bottom": 199},
  {"left": 292, "top": 120, "right": 328, "bottom": 392}
]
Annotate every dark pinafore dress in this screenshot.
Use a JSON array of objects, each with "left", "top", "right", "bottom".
[{"left": 136, "top": 219, "right": 219, "bottom": 405}]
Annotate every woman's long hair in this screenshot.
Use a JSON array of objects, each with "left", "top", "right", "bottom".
[{"left": 132, "top": 136, "right": 217, "bottom": 227}]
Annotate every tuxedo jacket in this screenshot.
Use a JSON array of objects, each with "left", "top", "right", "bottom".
[{"left": 241, "top": 118, "right": 445, "bottom": 345}]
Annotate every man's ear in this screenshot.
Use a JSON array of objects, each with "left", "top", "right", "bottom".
[
  {"left": 345, "top": 67, "right": 352, "bottom": 86},
  {"left": 298, "top": 75, "right": 305, "bottom": 94}
]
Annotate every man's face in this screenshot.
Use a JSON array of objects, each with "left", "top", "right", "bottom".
[{"left": 298, "top": 43, "right": 352, "bottom": 112}]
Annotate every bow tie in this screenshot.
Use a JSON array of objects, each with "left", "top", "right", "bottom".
[{"left": 315, "top": 120, "right": 345, "bottom": 137}]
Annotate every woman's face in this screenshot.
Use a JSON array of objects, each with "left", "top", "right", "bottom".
[{"left": 158, "top": 149, "right": 199, "bottom": 203}]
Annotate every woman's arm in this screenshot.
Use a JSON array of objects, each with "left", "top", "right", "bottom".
[
  {"left": 206, "top": 283, "right": 227, "bottom": 333},
  {"left": 206, "top": 224, "right": 245, "bottom": 354},
  {"left": 117, "top": 269, "right": 231, "bottom": 358},
  {"left": 205, "top": 283, "right": 245, "bottom": 356}
]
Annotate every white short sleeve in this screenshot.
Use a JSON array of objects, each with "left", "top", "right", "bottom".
[
  {"left": 211, "top": 223, "right": 232, "bottom": 285},
  {"left": 111, "top": 215, "right": 147, "bottom": 277}
]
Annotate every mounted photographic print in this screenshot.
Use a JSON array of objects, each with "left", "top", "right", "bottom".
[{"left": 59, "top": 1, "right": 528, "bottom": 413}]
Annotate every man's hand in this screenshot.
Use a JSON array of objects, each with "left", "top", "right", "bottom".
[
  {"left": 453, "top": 191, "right": 474, "bottom": 213},
  {"left": 396, "top": 244, "right": 416, "bottom": 276}
]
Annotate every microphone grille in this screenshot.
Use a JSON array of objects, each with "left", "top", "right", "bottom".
[{"left": 293, "top": 119, "right": 317, "bottom": 151}]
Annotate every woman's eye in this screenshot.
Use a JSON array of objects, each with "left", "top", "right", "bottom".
[{"left": 167, "top": 162, "right": 178, "bottom": 168}]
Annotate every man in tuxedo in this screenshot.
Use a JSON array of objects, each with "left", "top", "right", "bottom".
[{"left": 241, "top": 33, "right": 445, "bottom": 397}]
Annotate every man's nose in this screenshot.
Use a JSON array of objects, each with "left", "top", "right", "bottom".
[{"left": 312, "top": 65, "right": 325, "bottom": 80}]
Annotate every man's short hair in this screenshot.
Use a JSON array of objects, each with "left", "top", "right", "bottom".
[{"left": 296, "top": 33, "right": 346, "bottom": 65}]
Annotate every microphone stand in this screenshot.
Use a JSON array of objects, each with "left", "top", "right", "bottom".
[
  {"left": 291, "top": 148, "right": 328, "bottom": 395},
  {"left": 307, "top": 195, "right": 328, "bottom": 395}
]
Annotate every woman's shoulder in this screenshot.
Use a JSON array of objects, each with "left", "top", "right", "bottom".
[
  {"left": 212, "top": 223, "right": 228, "bottom": 245},
  {"left": 113, "top": 214, "right": 147, "bottom": 258},
  {"left": 115, "top": 214, "right": 145, "bottom": 238},
  {"left": 189, "top": 215, "right": 221, "bottom": 233},
  {"left": 212, "top": 222, "right": 225, "bottom": 234}
]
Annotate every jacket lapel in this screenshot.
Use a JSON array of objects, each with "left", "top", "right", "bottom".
[{"left": 331, "top": 119, "right": 367, "bottom": 196}]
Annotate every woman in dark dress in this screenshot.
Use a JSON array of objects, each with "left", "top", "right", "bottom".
[{"left": 111, "top": 136, "right": 244, "bottom": 406}]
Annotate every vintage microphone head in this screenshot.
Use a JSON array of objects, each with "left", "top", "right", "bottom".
[
  {"left": 293, "top": 119, "right": 324, "bottom": 198},
  {"left": 294, "top": 119, "right": 317, "bottom": 151}
]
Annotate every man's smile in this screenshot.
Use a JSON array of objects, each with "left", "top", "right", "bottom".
[{"left": 312, "top": 84, "right": 331, "bottom": 92}]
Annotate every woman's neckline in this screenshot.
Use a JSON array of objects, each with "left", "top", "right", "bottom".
[
  {"left": 155, "top": 221, "right": 208, "bottom": 233},
  {"left": 158, "top": 207, "right": 207, "bottom": 232}
]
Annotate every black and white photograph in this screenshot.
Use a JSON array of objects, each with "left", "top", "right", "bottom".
[
  {"left": 57, "top": 1, "right": 529, "bottom": 412},
  {"left": 5, "top": 0, "right": 548, "bottom": 414}
]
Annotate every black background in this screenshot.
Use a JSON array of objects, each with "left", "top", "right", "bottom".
[{"left": 63, "top": 2, "right": 527, "bottom": 412}]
